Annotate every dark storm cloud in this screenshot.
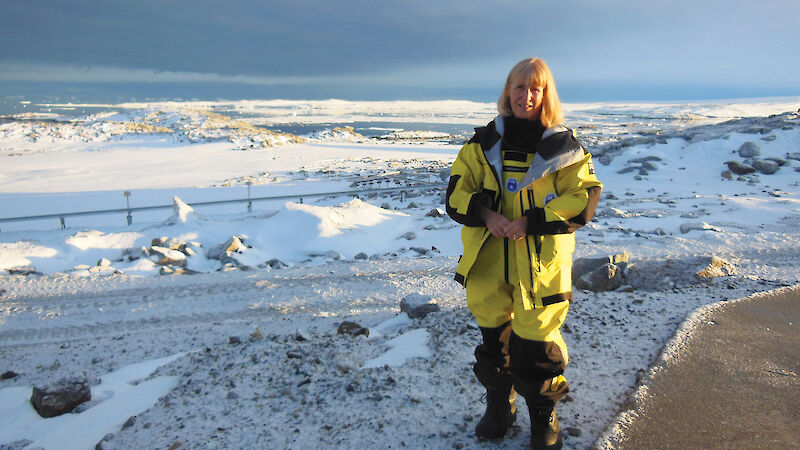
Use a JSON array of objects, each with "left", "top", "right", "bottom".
[
  {"left": 1, "top": 0, "right": 798, "bottom": 96},
  {"left": 0, "top": 0, "right": 533, "bottom": 77}
]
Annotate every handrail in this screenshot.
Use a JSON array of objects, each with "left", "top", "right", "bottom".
[{"left": 0, "top": 182, "right": 447, "bottom": 229}]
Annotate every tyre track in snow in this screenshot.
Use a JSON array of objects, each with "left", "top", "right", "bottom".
[{"left": 0, "top": 257, "right": 461, "bottom": 347}]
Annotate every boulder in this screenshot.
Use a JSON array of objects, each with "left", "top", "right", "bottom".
[
  {"left": 400, "top": 232, "right": 416, "bottom": 241},
  {"left": 425, "top": 208, "right": 446, "bottom": 217},
  {"left": 265, "top": 258, "right": 288, "bottom": 269},
  {"left": 208, "top": 236, "right": 245, "bottom": 260},
  {"left": 737, "top": 141, "right": 761, "bottom": 158},
  {"left": 786, "top": 152, "right": 800, "bottom": 161},
  {"left": 149, "top": 246, "right": 188, "bottom": 267},
  {"left": 694, "top": 256, "right": 737, "bottom": 279},
  {"left": 337, "top": 321, "right": 369, "bottom": 337},
  {"left": 572, "top": 252, "right": 629, "bottom": 280},
  {"left": 399, "top": 293, "right": 441, "bottom": 319},
  {"left": 574, "top": 263, "right": 624, "bottom": 292},
  {"left": 752, "top": 159, "right": 779, "bottom": 175},
  {"left": 31, "top": 374, "right": 91, "bottom": 418},
  {"left": 680, "top": 222, "right": 722, "bottom": 234},
  {"left": 725, "top": 161, "right": 755, "bottom": 175}
]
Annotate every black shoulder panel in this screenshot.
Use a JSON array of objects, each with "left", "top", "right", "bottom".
[{"left": 537, "top": 129, "right": 581, "bottom": 160}]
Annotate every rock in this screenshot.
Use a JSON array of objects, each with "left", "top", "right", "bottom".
[
  {"left": 694, "top": 256, "right": 737, "bottom": 278},
  {"left": 572, "top": 253, "right": 630, "bottom": 280},
  {"left": 31, "top": 374, "right": 92, "bottom": 418},
  {"left": 737, "top": 141, "right": 761, "bottom": 158},
  {"left": 354, "top": 252, "right": 369, "bottom": 260},
  {"left": 410, "top": 247, "right": 430, "bottom": 255},
  {"left": 566, "top": 427, "right": 582, "bottom": 437},
  {"left": 249, "top": 327, "right": 264, "bottom": 340},
  {"left": 680, "top": 221, "right": 722, "bottom": 234},
  {"left": 725, "top": 161, "right": 755, "bottom": 175},
  {"left": 228, "top": 336, "right": 241, "bottom": 345},
  {"left": 97, "top": 258, "right": 112, "bottom": 267},
  {"left": 765, "top": 157, "right": 788, "bottom": 166},
  {"left": 337, "top": 321, "right": 369, "bottom": 337},
  {"left": 786, "top": 152, "right": 800, "bottom": 161},
  {"left": 1, "top": 370, "right": 18, "bottom": 380},
  {"left": 752, "top": 159, "right": 779, "bottom": 175},
  {"left": 121, "top": 415, "right": 136, "bottom": 430},
  {"left": 629, "top": 156, "right": 662, "bottom": 164},
  {"left": 332, "top": 351, "right": 359, "bottom": 373},
  {"left": 407, "top": 202, "right": 419, "bottom": 209},
  {"left": 381, "top": 202, "right": 392, "bottom": 209},
  {"left": 323, "top": 250, "right": 342, "bottom": 260},
  {"left": 265, "top": 258, "right": 288, "bottom": 269},
  {"left": 616, "top": 166, "right": 637, "bottom": 174},
  {"left": 721, "top": 170, "right": 733, "bottom": 180},
  {"left": 574, "top": 263, "right": 623, "bottom": 292},
  {"left": 425, "top": 208, "right": 446, "bottom": 217},
  {"left": 641, "top": 161, "right": 658, "bottom": 171},
  {"left": 295, "top": 328, "right": 312, "bottom": 341},
  {"left": 149, "top": 246, "right": 188, "bottom": 267},
  {"left": 167, "top": 442, "right": 183, "bottom": 450},
  {"left": 6, "top": 266, "right": 42, "bottom": 276},
  {"left": 208, "top": 236, "right": 246, "bottom": 260},
  {"left": 151, "top": 236, "right": 168, "bottom": 247},
  {"left": 95, "top": 433, "right": 115, "bottom": 450},
  {"left": 400, "top": 232, "right": 416, "bottom": 241},
  {"left": 400, "top": 293, "right": 441, "bottom": 319}
]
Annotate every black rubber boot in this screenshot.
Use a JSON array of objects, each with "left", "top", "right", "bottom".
[
  {"left": 473, "top": 322, "right": 515, "bottom": 440},
  {"left": 529, "top": 405, "right": 562, "bottom": 450},
  {"left": 475, "top": 385, "right": 517, "bottom": 440}
]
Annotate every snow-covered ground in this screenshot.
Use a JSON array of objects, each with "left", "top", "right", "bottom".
[{"left": 0, "top": 98, "right": 799, "bottom": 449}]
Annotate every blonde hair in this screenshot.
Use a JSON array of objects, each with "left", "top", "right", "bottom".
[{"left": 497, "top": 58, "right": 564, "bottom": 128}]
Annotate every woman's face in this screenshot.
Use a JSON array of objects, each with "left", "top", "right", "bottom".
[{"left": 510, "top": 79, "right": 543, "bottom": 120}]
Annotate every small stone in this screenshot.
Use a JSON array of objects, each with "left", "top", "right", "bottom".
[
  {"left": 1, "top": 370, "right": 18, "bottom": 380},
  {"left": 337, "top": 321, "right": 369, "bottom": 337},
  {"left": 785, "top": 152, "right": 800, "bottom": 161},
  {"left": 425, "top": 208, "right": 446, "bottom": 217},
  {"left": 121, "top": 416, "right": 136, "bottom": 430},
  {"left": 97, "top": 258, "right": 112, "bottom": 267},
  {"left": 295, "top": 328, "right": 312, "bottom": 341},
  {"left": 566, "top": 427, "right": 582, "bottom": 437},
  {"left": 226, "top": 391, "right": 239, "bottom": 400},
  {"left": 400, "top": 232, "right": 416, "bottom": 241},
  {"left": 354, "top": 252, "right": 369, "bottom": 260},
  {"left": 167, "top": 442, "right": 183, "bottom": 450},
  {"left": 249, "top": 327, "right": 264, "bottom": 340},
  {"left": 228, "top": 336, "right": 241, "bottom": 345},
  {"left": 721, "top": 170, "right": 733, "bottom": 180}
]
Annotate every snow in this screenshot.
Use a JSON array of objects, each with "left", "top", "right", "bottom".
[{"left": 0, "top": 97, "right": 799, "bottom": 449}]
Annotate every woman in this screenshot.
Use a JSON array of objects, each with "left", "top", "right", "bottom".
[{"left": 445, "top": 58, "right": 602, "bottom": 449}]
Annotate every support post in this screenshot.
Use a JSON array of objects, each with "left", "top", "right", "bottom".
[{"left": 124, "top": 191, "right": 133, "bottom": 225}]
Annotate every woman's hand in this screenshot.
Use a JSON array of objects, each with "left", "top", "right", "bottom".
[
  {"left": 503, "top": 216, "right": 528, "bottom": 240},
  {"left": 482, "top": 208, "right": 528, "bottom": 240}
]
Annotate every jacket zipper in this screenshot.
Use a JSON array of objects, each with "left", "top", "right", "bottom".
[{"left": 521, "top": 191, "right": 536, "bottom": 307}]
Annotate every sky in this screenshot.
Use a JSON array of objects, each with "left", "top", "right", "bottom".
[{"left": 1, "top": 0, "right": 799, "bottom": 102}]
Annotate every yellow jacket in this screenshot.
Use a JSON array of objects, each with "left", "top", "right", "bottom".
[{"left": 446, "top": 115, "right": 602, "bottom": 310}]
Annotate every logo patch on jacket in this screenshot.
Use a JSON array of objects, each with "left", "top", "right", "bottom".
[
  {"left": 544, "top": 192, "right": 557, "bottom": 205},
  {"left": 505, "top": 178, "right": 519, "bottom": 193}
]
